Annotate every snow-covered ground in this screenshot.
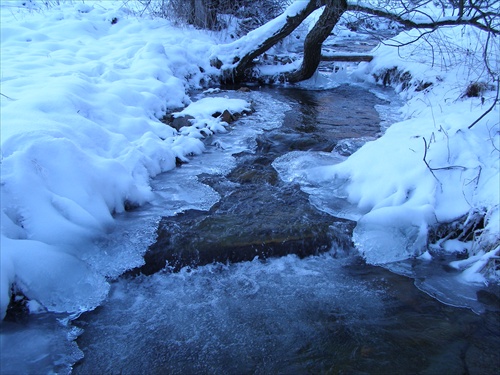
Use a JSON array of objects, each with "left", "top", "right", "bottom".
[
  {"left": 0, "top": 0, "right": 498, "bottom": 345},
  {"left": 0, "top": 0, "right": 250, "bottom": 321}
]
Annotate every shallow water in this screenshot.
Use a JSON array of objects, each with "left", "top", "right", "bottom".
[
  {"left": 71, "top": 85, "right": 499, "bottom": 374},
  {"left": 132, "top": 85, "right": 383, "bottom": 274},
  {"left": 73, "top": 255, "right": 499, "bottom": 375}
]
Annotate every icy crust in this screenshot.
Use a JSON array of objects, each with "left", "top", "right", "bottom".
[
  {"left": 0, "top": 2, "right": 250, "bottom": 320},
  {"left": 0, "top": 315, "right": 83, "bottom": 375}
]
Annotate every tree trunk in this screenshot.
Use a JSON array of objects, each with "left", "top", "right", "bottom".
[
  {"left": 189, "top": 0, "right": 220, "bottom": 30},
  {"left": 212, "top": 0, "right": 348, "bottom": 84},
  {"left": 286, "top": 0, "right": 347, "bottom": 82},
  {"left": 213, "top": 0, "right": 322, "bottom": 83}
]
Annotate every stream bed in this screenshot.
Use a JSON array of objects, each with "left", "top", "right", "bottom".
[{"left": 70, "top": 85, "right": 499, "bottom": 374}]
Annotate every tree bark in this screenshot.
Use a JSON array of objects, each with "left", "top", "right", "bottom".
[
  {"left": 286, "top": 0, "right": 347, "bottom": 83},
  {"left": 189, "top": 0, "right": 220, "bottom": 30},
  {"left": 214, "top": 0, "right": 348, "bottom": 83},
  {"left": 214, "top": 0, "right": 322, "bottom": 83},
  {"left": 211, "top": 0, "right": 496, "bottom": 84}
]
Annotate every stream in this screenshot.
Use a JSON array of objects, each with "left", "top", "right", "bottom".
[{"left": 69, "top": 84, "right": 499, "bottom": 374}]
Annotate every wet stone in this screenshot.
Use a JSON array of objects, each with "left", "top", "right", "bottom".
[
  {"left": 173, "top": 115, "right": 195, "bottom": 130},
  {"left": 477, "top": 288, "right": 500, "bottom": 309},
  {"left": 135, "top": 183, "right": 355, "bottom": 274}
]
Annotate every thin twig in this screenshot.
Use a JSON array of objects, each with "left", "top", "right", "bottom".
[
  {"left": 431, "top": 165, "right": 467, "bottom": 171},
  {"left": 487, "top": 123, "right": 500, "bottom": 152},
  {"left": 422, "top": 137, "right": 441, "bottom": 184},
  {"left": 348, "top": 4, "right": 500, "bottom": 34},
  {"left": 0, "top": 93, "right": 16, "bottom": 101},
  {"left": 468, "top": 78, "right": 500, "bottom": 129},
  {"left": 422, "top": 135, "right": 468, "bottom": 194}
]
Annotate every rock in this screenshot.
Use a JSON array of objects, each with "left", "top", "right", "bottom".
[
  {"left": 4, "top": 289, "right": 29, "bottom": 323},
  {"left": 210, "top": 57, "right": 223, "bottom": 69},
  {"left": 212, "top": 105, "right": 254, "bottom": 124},
  {"left": 220, "top": 109, "right": 235, "bottom": 123},
  {"left": 131, "top": 183, "right": 355, "bottom": 275},
  {"left": 171, "top": 115, "right": 195, "bottom": 131},
  {"left": 211, "top": 109, "right": 235, "bottom": 123}
]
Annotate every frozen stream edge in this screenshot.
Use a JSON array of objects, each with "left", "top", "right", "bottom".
[{"left": 2, "top": 85, "right": 498, "bottom": 374}]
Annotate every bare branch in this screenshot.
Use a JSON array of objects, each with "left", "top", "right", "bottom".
[
  {"left": 468, "top": 78, "right": 500, "bottom": 129},
  {"left": 422, "top": 137, "right": 441, "bottom": 185},
  {"left": 347, "top": 4, "right": 499, "bottom": 34},
  {"left": 0, "top": 93, "right": 16, "bottom": 101},
  {"left": 380, "top": 28, "right": 437, "bottom": 48}
]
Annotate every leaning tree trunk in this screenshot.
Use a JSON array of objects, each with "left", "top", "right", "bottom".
[
  {"left": 212, "top": 0, "right": 348, "bottom": 84},
  {"left": 212, "top": 0, "right": 322, "bottom": 83},
  {"left": 286, "top": 0, "right": 347, "bottom": 82}
]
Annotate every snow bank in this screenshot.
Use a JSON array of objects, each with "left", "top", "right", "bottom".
[
  {"left": 320, "top": 26, "right": 499, "bottom": 280},
  {"left": 0, "top": 1, "right": 247, "bottom": 319}
]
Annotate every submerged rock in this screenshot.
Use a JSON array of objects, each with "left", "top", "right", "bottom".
[
  {"left": 135, "top": 183, "right": 355, "bottom": 274},
  {"left": 130, "top": 86, "right": 382, "bottom": 276},
  {"left": 3, "top": 289, "right": 30, "bottom": 323}
]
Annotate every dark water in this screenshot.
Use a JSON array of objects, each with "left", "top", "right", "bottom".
[
  {"left": 133, "top": 85, "right": 382, "bottom": 274},
  {"left": 73, "top": 256, "right": 500, "bottom": 375},
  {"left": 73, "top": 85, "right": 500, "bottom": 375}
]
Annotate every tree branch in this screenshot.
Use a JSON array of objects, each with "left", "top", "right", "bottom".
[
  {"left": 347, "top": 4, "right": 499, "bottom": 34},
  {"left": 468, "top": 78, "right": 500, "bottom": 129},
  {"left": 285, "top": 0, "right": 348, "bottom": 82},
  {"left": 0, "top": 93, "right": 16, "bottom": 101},
  {"left": 422, "top": 137, "right": 442, "bottom": 186},
  {"left": 214, "top": 0, "right": 322, "bottom": 82}
]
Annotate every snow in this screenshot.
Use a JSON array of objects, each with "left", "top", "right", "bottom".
[
  {"left": 0, "top": 0, "right": 250, "bottom": 321},
  {"left": 450, "top": 247, "right": 500, "bottom": 283},
  {"left": 173, "top": 97, "right": 251, "bottom": 137},
  {"left": 175, "top": 97, "right": 249, "bottom": 119},
  {"left": 211, "top": 0, "right": 312, "bottom": 69}
]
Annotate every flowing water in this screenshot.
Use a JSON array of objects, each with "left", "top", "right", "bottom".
[{"left": 69, "top": 85, "right": 499, "bottom": 374}]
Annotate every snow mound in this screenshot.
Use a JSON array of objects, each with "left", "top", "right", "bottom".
[
  {"left": 0, "top": 2, "right": 245, "bottom": 320},
  {"left": 174, "top": 97, "right": 251, "bottom": 137}
]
